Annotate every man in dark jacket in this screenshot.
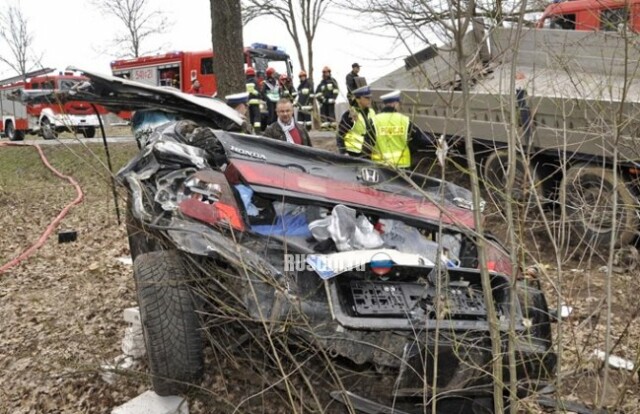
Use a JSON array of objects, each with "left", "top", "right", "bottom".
[
  {"left": 262, "top": 98, "right": 312, "bottom": 146},
  {"left": 345, "top": 63, "right": 361, "bottom": 106}
]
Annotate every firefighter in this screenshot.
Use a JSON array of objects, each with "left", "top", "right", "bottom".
[
  {"left": 295, "top": 70, "right": 313, "bottom": 130},
  {"left": 336, "top": 85, "right": 376, "bottom": 157},
  {"left": 245, "top": 67, "right": 262, "bottom": 131},
  {"left": 261, "top": 67, "right": 280, "bottom": 125},
  {"left": 226, "top": 92, "right": 253, "bottom": 134},
  {"left": 315, "top": 66, "right": 339, "bottom": 130},
  {"left": 345, "top": 62, "right": 362, "bottom": 106},
  {"left": 371, "top": 90, "right": 433, "bottom": 168},
  {"left": 279, "top": 73, "right": 296, "bottom": 102}
]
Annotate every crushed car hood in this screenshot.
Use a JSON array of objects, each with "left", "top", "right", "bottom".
[{"left": 215, "top": 131, "right": 478, "bottom": 229}]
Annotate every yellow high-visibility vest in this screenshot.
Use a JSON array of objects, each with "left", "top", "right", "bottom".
[
  {"left": 246, "top": 82, "right": 260, "bottom": 105},
  {"left": 344, "top": 108, "right": 375, "bottom": 154},
  {"left": 372, "top": 112, "right": 411, "bottom": 168}
]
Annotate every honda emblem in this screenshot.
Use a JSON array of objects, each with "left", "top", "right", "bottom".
[{"left": 360, "top": 167, "right": 379, "bottom": 184}]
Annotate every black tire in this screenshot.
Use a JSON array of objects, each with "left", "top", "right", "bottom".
[
  {"left": 482, "top": 150, "right": 544, "bottom": 211},
  {"left": 81, "top": 126, "right": 96, "bottom": 138},
  {"left": 5, "top": 121, "right": 24, "bottom": 141},
  {"left": 562, "top": 165, "right": 639, "bottom": 247},
  {"left": 41, "top": 118, "right": 57, "bottom": 140},
  {"left": 125, "top": 191, "right": 162, "bottom": 260},
  {"left": 134, "top": 250, "right": 204, "bottom": 396}
]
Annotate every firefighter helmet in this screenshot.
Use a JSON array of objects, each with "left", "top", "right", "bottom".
[
  {"left": 299, "top": 70, "right": 307, "bottom": 78},
  {"left": 266, "top": 67, "right": 276, "bottom": 77},
  {"left": 245, "top": 67, "right": 256, "bottom": 76}
]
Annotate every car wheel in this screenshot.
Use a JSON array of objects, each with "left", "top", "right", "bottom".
[
  {"left": 81, "top": 126, "right": 96, "bottom": 138},
  {"left": 5, "top": 121, "right": 25, "bottom": 141},
  {"left": 133, "top": 250, "right": 204, "bottom": 396},
  {"left": 125, "top": 194, "right": 159, "bottom": 261},
  {"left": 562, "top": 165, "right": 639, "bottom": 247},
  {"left": 41, "top": 118, "right": 57, "bottom": 140}
]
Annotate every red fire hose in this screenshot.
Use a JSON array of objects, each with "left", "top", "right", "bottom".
[{"left": 0, "top": 141, "right": 84, "bottom": 274}]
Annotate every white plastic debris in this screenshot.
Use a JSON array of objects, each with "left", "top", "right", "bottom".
[
  {"left": 101, "top": 355, "right": 139, "bottom": 385},
  {"left": 436, "top": 134, "right": 448, "bottom": 168},
  {"left": 116, "top": 256, "right": 133, "bottom": 266},
  {"left": 122, "top": 307, "right": 146, "bottom": 358},
  {"left": 111, "top": 390, "right": 188, "bottom": 414},
  {"left": 100, "top": 307, "right": 146, "bottom": 385},
  {"left": 593, "top": 349, "right": 635, "bottom": 371},
  {"left": 560, "top": 305, "right": 573, "bottom": 318}
]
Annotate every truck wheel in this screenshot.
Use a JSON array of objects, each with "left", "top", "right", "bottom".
[
  {"left": 482, "top": 150, "right": 543, "bottom": 211},
  {"left": 81, "top": 126, "right": 96, "bottom": 138},
  {"left": 133, "top": 250, "right": 204, "bottom": 396},
  {"left": 562, "top": 165, "right": 639, "bottom": 247},
  {"left": 5, "top": 121, "right": 24, "bottom": 141},
  {"left": 40, "top": 118, "right": 57, "bottom": 140}
]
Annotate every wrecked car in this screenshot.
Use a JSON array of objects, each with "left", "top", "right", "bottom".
[{"left": 18, "top": 69, "right": 556, "bottom": 413}]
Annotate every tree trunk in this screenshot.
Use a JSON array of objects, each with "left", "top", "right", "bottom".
[{"left": 210, "top": 0, "right": 245, "bottom": 98}]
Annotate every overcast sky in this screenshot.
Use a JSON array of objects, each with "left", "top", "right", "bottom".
[{"left": 1, "top": 0, "right": 417, "bottom": 94}]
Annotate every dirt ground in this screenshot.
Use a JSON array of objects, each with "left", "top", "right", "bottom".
[{"left": 0, "top": 134, "right": 639, "bottom": 413}]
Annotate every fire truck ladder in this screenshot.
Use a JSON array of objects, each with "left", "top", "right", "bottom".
[{"left": 0, "top": 67, "right": 55, "bottom": 87}]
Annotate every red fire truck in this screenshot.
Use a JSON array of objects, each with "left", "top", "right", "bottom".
[
  {"left": 0, "top": 68, "right": 106, "bottom": 141},
  {"left": 110, "top": 43, "right": 293, "bottom": 96},
  {"left": 537, "top": 0, "right": 640, "bottom": 31}
]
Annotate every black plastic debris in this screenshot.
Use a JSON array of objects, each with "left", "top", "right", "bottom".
[{"left": 58, "top": 230, "right": 78, "bottom": 243}]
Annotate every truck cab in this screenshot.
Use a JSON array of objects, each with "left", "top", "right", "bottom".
[{"left": 536, "top": 0, "right": 640, "bottom": 32}]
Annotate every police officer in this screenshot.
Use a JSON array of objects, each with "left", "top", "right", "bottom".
[
  {"left": 315, "top": 66, "right": 339, "bottom": 130},
  {"left": 295, "top": 70, "right": 313, "bottom": 130},
  {"left": 337, "top": 85, "right": 375, "bottom": 157},
  {"left": 245, "top": 67, "right": 262, "bottom": 131},
  {"left": 371, "top": 90, "right": 433, "bottom": 168},
  {"left": 225, "top": 91, "right": 253, "bottom": 134},
  {"left": 261, "top": 67, "right": 280, "bottom": 125}
]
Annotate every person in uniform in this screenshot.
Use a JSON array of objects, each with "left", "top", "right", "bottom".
[
  {"left": 245, "top": 67, "right": 262, "bottom": 131},
  {"left": 315, "top": 66, "right": 339, "bottom": 130},
  {"left": 279, "top": 74, "right": 296, "bottom": 101},
  {"left": 336, "top": 85, "right": 376, "bottom": 157},
  {"left": 295, "top": 70, "right": 313, "bottom": 130},
  {"left": 225, "top": 91, "right": 253, "bottom": 134},
  {"left": 371, "top": 90, "right": 433, "bottom": 168},
  {"left": 261, "top": 67, "right": 280, "bottom": 125}
]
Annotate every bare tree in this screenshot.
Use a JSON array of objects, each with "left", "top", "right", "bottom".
[
  {"left": 210, "top": 0, "right": 245, "bottom": 98},
  {"left": 92, "top": 0, "right": 171, "bottom": 58},
  {"left": 242, "top": 0, "right": 330, "bottom": 87},
  {"left": 0, "top": 2, "right": 41, "bottom": 80}
]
